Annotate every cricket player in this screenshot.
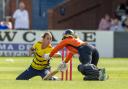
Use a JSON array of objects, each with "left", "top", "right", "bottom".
[
  {"left": 43, "top": 29, "right": 108, "bottom": 81},
  {"left": 16, "top": 32, "right": 60, "bottom": 80}
]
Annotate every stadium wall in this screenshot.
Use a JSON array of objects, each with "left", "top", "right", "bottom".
[
  {"left": 114, "top": 32, "right": 128, "bottom": 58},
  {"left": 0, "top": 30, "right": 127, "bottom": 58}
]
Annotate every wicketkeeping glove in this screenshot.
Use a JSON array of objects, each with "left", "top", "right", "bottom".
[{"left": 57, "top": 61, "right": 68, "bottom": 72}]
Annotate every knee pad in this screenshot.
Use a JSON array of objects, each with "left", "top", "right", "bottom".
[
  {"left": 77, "top": 64, "right": 99, "bottom": 76},
  {"left": 77, "top": 64, "right": 85, "bottom": 75},
  {"left": 83, "top": 75, "right": 99, "bottom": 80}
]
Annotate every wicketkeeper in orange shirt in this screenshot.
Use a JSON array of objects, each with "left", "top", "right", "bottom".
[{"left": 44, "top": 29, "right": 108, "bottom": 81}]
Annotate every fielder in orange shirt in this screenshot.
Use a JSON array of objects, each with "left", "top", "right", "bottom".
[{"left": 44, "top": 29, "right": 108, "bottom": 81}]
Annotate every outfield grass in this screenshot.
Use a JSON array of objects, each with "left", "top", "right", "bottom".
[{"left": 0, "top": 57, "right": 128, "bottom": 89}]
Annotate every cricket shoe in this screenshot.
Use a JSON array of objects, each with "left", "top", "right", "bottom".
[
  {"left": 49, "top": 76, "right": 61, "bottom": 81},
  {"left": 98, "top": 68, "right": 109, "bottom": 81}
]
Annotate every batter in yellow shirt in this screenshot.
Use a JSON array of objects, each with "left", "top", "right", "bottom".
[{"left": 31, "top": 41, "right": 53, "bottom": 70}]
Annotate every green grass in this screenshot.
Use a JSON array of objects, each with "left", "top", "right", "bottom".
[{"left": 0, "top": 57, "right": 128, "bottom": 89}]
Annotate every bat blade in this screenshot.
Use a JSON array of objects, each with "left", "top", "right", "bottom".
[{"left": 43, "top": 70, "right": 59, "bottom": 80}]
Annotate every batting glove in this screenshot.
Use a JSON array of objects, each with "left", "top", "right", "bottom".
[{"left": 43, "top": 54, "right": 51, "bottom": 60}]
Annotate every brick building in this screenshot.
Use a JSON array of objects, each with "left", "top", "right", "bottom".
[{"left": 48, "top": 0, "right": 128, "bottom": 29}]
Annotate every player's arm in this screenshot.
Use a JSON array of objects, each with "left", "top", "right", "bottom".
[
  {"left": 42, "top": 45, "right": 61, "bottom": 59},
  {"left": 29, "top": 47, "right": 35, "bottom": 56},
  {"left": 50, "top": 46, "right": 61, "bottom": 57},
  {"left": 29, "top": 42, "right": 37, "bottom": 56},
  {"left": 49, "top": 39, "right": 69, "bottom": 57},
  {"left": 53, "top": 52, "right": 61, "bottom": 57},
  {"left": 44, "top": 39, "right": 71, "bottom": 60},
  {"left": 64, "top": 52, "right": 73, "bottom": 63}
]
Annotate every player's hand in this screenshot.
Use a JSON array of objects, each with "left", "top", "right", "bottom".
[
  {"left": 43, "top": 54, "right": 51, "bottom": 60},
  {"left": 29, "top": 48, "right": 35, "bottom": 56},
  {"left": 57, "top": 61, "right": 67, "bottom": 72}
]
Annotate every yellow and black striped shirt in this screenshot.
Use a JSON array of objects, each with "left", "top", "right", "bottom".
[{"left": 31, "top": 41, "right": 53, "bottom": 70}]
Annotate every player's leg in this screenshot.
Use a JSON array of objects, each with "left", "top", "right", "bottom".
[
  {"left": 39, "top": 68, "right": 57, "bottom": 80},
  {"left": 43, "top": 70, "right": 59, "bottom": 80},
  {"left": 91, "top": 48, "right": 99, "bottom": 66},
  {"left": 91, "top": 48, "right": 108, "bottom": 80},
  {"left": 78, "top": 45, "right": 92, "bottom": 64},
  {"left": 77, "top": 64, "right": 99, "bottom": 80},
  {"left": 39, "top": 68, "right": 58, "bottom": 80},
  {"left": 38, "top": 68, "right": 50, "bottom": 79},
  {"left": 78, "top": 46, "right": 99, "bottom": 80},
  {"left": 78, "top": 45, "right": 108, "bottom": 80},
  {"left": 77, "top": 64, "right": 108, "bottom": 81},
  {"left": 16, "top": 66, "right": 38, "bottom": 80}
]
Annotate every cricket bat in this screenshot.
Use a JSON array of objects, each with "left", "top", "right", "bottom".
[
  {"left": 43, "top": 62, "right": 67, "bottom": 80},
  {"left": 43, "top": 69, "right": 59, "bottom": 80}
]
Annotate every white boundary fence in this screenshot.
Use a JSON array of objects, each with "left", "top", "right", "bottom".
[{"left": 0, "top": 30, "right": 114, "bottom": 57}]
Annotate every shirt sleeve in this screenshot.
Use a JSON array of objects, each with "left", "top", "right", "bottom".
[
  {"left": 13, "top": 10, "right": 18, "bottom": 19},
  {"left": 49, "top": 40, "right": 68, "bottom": 57},
  {"left": 32, "top": 41, "right": 38, "bottom": 49},
  {"left": 64, "top": 52, "right": 73, "bottom": 63}
]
